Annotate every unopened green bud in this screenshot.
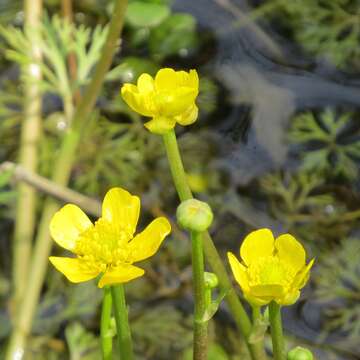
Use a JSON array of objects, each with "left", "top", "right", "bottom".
[
  {"left": 204, "top": 272, "right": 218, "bottom": 289},
  {"left": 176, "top": 199, "right": 213, "bottom": 232},
  {"left": 287, "top": 346, "right": 314, "bottom": 360}
]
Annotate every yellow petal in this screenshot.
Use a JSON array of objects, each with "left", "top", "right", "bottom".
[
  {"left": 175, "top": 104, "right": 198, "bottom": 126},
  {"left": 102, "top": 187, "right": 140, "bottom": 236},
  {"left": 50, "top": 204, "right": 93, "bottom": 252},
  {"left": 121, "top": 84, "right": 154, "bottom": 117},
  {"left": 137, "top": 73, "right": 155, "bottom": 94},
  {"left": 129, "top": 217, "right": 171, "bottom": 262},
  {"left": 275, "top": 234, "right": 306, "bottom": 272},
  {"left": 240, "top": 228, "right": 275, "bottom": 266},
  {"left": 244, "top": 293, "right": 271, "bottom": 306},
  {"left": 144, "top": 116, "right": 176, "bottom": 134},
  {"left": 157, "top": 87, "right": 197, "bottom": 117},
  {"left": 49, "top": 256, "right": 99, "bottom": 283},
  {"left": 278, "top": 290, "right": 300, "bottom": 306},
  {"left": 292, "top": 258, "right": 315, "bottom": 289},
  {"left": 250, "top": 284, "right": 285, "bottom": 298},
  {"left": 227, "top": 252, "right": 249, "bottom": 292},
  {"left": 154, "top": 68, "right": 178, "bottom": 91},
  {"left": 188, "top": 69, "right": 199, "bottom": 93},
  {"left": 98, "top": 264, "right": 145, "bottom": 288}
]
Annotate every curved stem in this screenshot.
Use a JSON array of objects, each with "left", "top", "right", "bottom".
[
  {"left": 191, "top": 231, "right": 207, "bottom": 360},
  {"left": 162, "top": 130, "right": 267, "bottom": 360},
  {"left": 101, "top": 287, "right": 113, "bottom": 360},
  {"left": 6, "top": 1, "right": 128, "bottom": 358},
  {"left": 269, "top": 302, "right": 286, "bottom": 360},
  {"left": 111, "top": 285, "right": 134, "bottom": 360}
]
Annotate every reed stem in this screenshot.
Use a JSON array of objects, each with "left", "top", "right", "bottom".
[{"left": 12, "top": 0, "right": 43, "bottom": 311}]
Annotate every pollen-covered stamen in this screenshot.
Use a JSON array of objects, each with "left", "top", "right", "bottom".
[
  {"left": 75, "top": 218, "right": 134, "bottom": 268},
  {"left": 247, "top": 257, "right": 296, "bottom": 290}
]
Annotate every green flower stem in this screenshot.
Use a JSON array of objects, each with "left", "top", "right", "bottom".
[
  {"left": 101, "top": 287, "right": 113, "bottom": 360},
  {"left": 111, "top": 285, "right": 134, "bottom": 360},
  {"left": 5, "top": 1, "right": 128, "bottom": 358},
  {"left": 162, "top": 130, "right": 267, "bottom": 360},
  {"left": 12, "top": 0, "right": 43, "bottom": 311},
  {"left": 191, "top": 230, "right": 207, "bottom": 360},
  {"left": 269, "top": 302, "right": 286, "bottom": 360}
]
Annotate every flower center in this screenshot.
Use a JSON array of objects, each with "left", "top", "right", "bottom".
[
  {"left": 75, "top": 218, "right": 133, "bottom": 270},
  {"left": 248, "top": 257, "right": 295, "bottom": 288}
]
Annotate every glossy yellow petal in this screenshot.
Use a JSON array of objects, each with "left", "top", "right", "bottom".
[
  {"left": 102, "top": 187, "right": 140, "bottom": 236},
  {"left": 175, "top": 104, "right": 198, "bottom": 126},
  {"left": 137, "top": 73, "right": 155, "bottom": 94},
  {"left": 240, "top": 228, "right": 275, "bottom": 266},
  {"left": 154, "top": 68, "right": 178, "bottom": 91},
  {"left": 49, "top": 256, "right": 99, "bottom": 283},
  {"left": 121, "top": 85, "right": 154, "bottom": 117},
  {"left": 278, "top": 290, "right": 300, "bottom": 306},
  {"left": 157, "top": 87, "right": 197, "bottom": 117},
  {"left": 244, "top": 293, "right": 271, "bottom": 306},
  {"left": 250, "top": 284, "right": 285, "bottom": 298},
  {"left": 275, "top": 234, "right": 306, "bottom": 272},
  {"left": 292, "top": 258, "right": 315, "bottom": 289},
  {"left": 98, "top": 264, "right": 145, "bottom": 288},
  {"left": 144, "top": 116, "right": 177, "bottom": 134},
  {"left": 188, "top": 69, "right": 199, "bottom": 93},
  {"left": 129, "top": 217, "right": 171, "bottom": 262},
  {"left": 227, "top": 252, "right": 250, "bottom": 292},
  {"left": 50, "top": 204, "right": 93, "bottom": 252}
]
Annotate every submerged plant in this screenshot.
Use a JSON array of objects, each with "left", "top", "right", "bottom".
[
  {"left": 288, "top": 109, "right": 360, "bottom": 180},
  {"left": 314, "top": 238, "right": 360, "bottom": 340},
  {"left": 255, "top": 0, "right": 360, "bottom": 69}
]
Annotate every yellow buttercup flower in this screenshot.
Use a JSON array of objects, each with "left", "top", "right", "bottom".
[
  {"left": 121, "top": 68, "right": 199, "bottom": 134},
  {"left": 227, "top": 229, "right": 314, "bottom": 306},
  {"left": 49, "top": 187, "right": 171, "bottom": 288}
]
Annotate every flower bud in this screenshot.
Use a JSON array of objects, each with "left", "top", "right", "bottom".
[
  {"left": 287, "top": 346, "right": 314, "bottom": 360},
  {"left": 176, "top": 199, "right": 213, "bottom": 232},
  {"left": 204, "top": 272, "right": 218, "bottom": 289}
]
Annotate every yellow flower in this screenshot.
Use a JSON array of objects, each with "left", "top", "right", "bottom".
[
  {"left": 121, "top": 68, "right": 199, "bottom": 134},
  {"left": 49, "top": 187, "right": 171, "bottom": 288},
  {"left": 227, "top": 229, "right": 314, "bottom": 306}
]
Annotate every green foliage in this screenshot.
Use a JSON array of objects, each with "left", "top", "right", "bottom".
[
  {"left": 260, "top": 171, "right": 332, "bottom": 221},
  {"left": 314, "top": 238, "right": 360, "bottom": 340},
  {"left": 106, "top": 56, "right": 159, "bottom": 83},
  {"left": 288, "top": 109, "right": 360, "bottom": 180},
  {"left": 126, "top": 1, "right": 170, "bottom": 28},
  {"left": 0, "top": 15, "right": 108, "bottom": 106},
  {"left": 0, "top": 166, "right": 16, "bottom": 205},
  {"left": 256, "top": 0, "right": 360, "bottom": 69},
  {"left": 149, "top": 13, "right": 199, "bottom": 61},
  {"left": 131, "top": 305, "right": 193, "bottom": 359},
  {"left": 65, "top": 322, "right": 101, "bottom": 360}
]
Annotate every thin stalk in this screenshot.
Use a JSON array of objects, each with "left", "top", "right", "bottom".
[
  {"left": 162, "top": 129, "right": 267, "bottom": 360},
  {"left": 191, "top": 230, "right": 207, "bottom": 360},
  {"left": 269, "top": 302, "right": 286, "bottom": 360},
  {"left": 101, "top": 287, "right": 113, "bottom": 360},
  {"left": 12, "top": 0, "right": 43, "bottom": 311},
  {"left": 111, "top": 285, "right": 134, "bottom": 360},
  {"left": 6, "top": 1, "right": 128, "bottom": 358}
]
